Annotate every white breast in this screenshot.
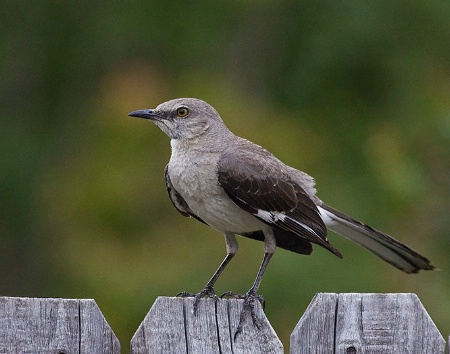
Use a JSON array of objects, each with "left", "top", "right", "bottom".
[{"left": 168, "top": 139, "right": 264, "bottom": 233}]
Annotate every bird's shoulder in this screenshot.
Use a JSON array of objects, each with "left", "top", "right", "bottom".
[
  {"left": 217, "top": 137, "right": 314, "bottom": 209},
  {"left": 218, "top": 136, "right": 318, "bottom": 200}
]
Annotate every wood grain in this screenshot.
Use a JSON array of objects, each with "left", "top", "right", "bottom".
[
  {"left": 131, "top": 296, "right": 283, "bottom": 354},
  {"left": 290, "top": 293, "right": 446, "bottom": 354},
  {"left": 0, "top": 296, "right": 119, "bottom": 353}
]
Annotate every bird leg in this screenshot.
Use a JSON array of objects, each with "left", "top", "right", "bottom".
[
  {"left": 222, "top": 252, "right": 274, "bottom": 340},
  {"left": 177, "top": 252, "right": 235, "bottom": 313},
  {"left": 178, "top": 232, "right": 238, "bottom": 315}
]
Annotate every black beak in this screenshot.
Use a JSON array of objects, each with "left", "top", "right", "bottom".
[{"left": 128, "top": 109, "right": 162, "bottom": 120}]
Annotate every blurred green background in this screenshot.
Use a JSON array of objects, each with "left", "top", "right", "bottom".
[{"left": 1, "top": 1, "right": 449, "bottom": 351}]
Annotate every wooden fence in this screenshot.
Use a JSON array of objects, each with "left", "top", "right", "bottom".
[{"left": 0, "top": 293, "right": 447, "bottom": 353}]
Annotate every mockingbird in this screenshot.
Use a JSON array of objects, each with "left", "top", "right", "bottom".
[{"left": 128, "top": 98, "right": 434, "bottom": 335}]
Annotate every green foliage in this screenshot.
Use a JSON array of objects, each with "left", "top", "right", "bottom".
[{"left": 1, "top": 1, "right": 449, "bottom": 350}]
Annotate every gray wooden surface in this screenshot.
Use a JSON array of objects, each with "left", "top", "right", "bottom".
[
  {"left": 130, "top": 296, "right": 283, "bottom": 354},
  {"left": 290, "top": 292, "right": 446, "bottom": 354},
  {"left": 0, "top": 294, "right": 446, "bottom": 353},
  {"left": 0, "top": 296, "right": 120, "bottom": 353}
]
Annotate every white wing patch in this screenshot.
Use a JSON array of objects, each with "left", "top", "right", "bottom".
[
  {"left": 256, "top": 209, "right": 323, "bottom": 239},
  {"left": 318, "top": 206, "right": 338, "bottom": 226},
  {"left": 257, "top": 209, "right": 286, "bottom": 223}
]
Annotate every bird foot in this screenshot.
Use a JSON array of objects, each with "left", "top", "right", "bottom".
[
  {"left": 221, "top": 291, "right": 265, "bottom": 308},
  {"left": 177, "top": 285, "right": 218, "bottom": 315},
  {"left": 221, "top": 290, "right": 265, "bottom": 340}
]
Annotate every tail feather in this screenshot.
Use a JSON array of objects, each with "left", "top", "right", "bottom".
[{"left": 318, "top": 204, "right": 435, "bottom": 273}]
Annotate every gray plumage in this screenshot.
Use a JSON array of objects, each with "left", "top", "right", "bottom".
[{"left": 128, "top": 98, "right": 434, "bottom": 335}]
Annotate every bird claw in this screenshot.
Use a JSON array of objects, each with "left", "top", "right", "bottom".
[
  {"left": 220, "top": 290, "right": 237, "bottom": 299},
  {"left": 176, "top": 291, "right": 194, "bottom": 297},
  {"left": 233, "top": 290, "right": 265, "bottom": 340},
  {"left": 177, "top": 285, "right": 218, "bottom": 315},
  {"left": 221, "top": 291, "right": 265, "bottom": 309}
]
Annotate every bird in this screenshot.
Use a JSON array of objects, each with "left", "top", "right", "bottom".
[{"left": 128, "top": 98, "right": 434, "bottom": 336}]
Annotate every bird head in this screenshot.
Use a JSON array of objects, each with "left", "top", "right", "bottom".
[{"left": 128, "top": 98, "right": 223, "bottom": 140}]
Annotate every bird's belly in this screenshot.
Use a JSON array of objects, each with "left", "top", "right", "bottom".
[
  {"left": 193, "top": 194, "right": 264, "bottom": 233},
  {"left": 168, "top": 160, "right": 263, "bottom": 233}
]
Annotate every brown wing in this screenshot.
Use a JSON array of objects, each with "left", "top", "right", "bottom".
[{"left": 217, "top": 150, "right": 341, "bottom": 257}]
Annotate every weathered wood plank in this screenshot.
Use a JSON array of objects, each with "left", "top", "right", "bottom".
[
  {"left": 130, "top": 296, "right": 283, "bottom": 354},
  {"left": 335, "top": 293, "right": 445, "bottom": 353},
  {"left": 130, "top": 297, "right": 188, "bottom": 353},
  {"left": 0, "top": 296, "right": 119, "bottom": 353},
  {"left": 79, "top": 299, "right": 121, "bottom": 353},
  {"left": 223, "top": 297, "right": 283, "bottom": 353},
  {"left": 291, "top": 293, "right": 446, "bottom": 354},
  {"left": 290, "top": 292, "right": 338, "bottom": 354}
]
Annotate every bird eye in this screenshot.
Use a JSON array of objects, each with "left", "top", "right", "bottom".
[{"left": 176, "top": 107, "right": 189, "bottom": 117}]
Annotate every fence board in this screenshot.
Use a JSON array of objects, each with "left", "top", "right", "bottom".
[
  {"left": 130, "top": 296, "right": 283, "bottom": 354},
  {"left": 0, "top": 294, "right": 445, "bottom": 353},
  {"left": 290, "top": 292, "right": 338, "bottom": 354},
  {"left": 291, "top": 293, "right": 446, "bottom": 354},
  {"left": 0, "top": 296, "right": 119, "bottom": 353}
]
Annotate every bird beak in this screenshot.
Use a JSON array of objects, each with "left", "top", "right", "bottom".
[{"left": 128, "top": 109, "right": 162, "bottom": 121}]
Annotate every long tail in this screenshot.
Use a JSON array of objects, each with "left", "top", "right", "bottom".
[{"left": 318, "top": 203, "right": 435, "bottom": 273}]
